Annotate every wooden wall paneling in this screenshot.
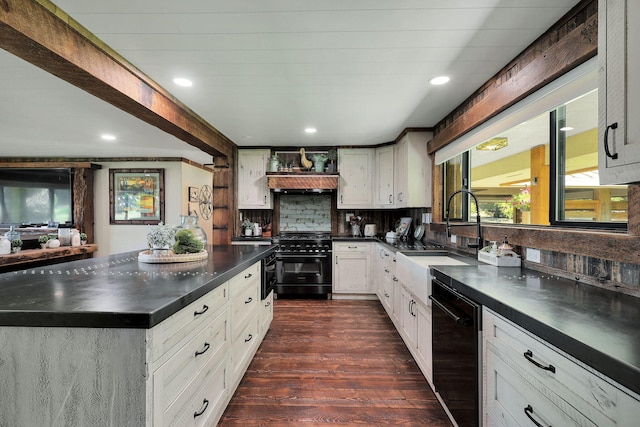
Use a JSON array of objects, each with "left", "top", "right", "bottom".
[{"left": 212, "top": 154, "right": 234, "bottom": 245}]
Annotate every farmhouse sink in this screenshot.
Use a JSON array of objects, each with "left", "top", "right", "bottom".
[{"left": 396, "top": 253, "right": 473, "bottom": 306}]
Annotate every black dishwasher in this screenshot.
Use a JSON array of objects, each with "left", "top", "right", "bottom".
[{"left": 429, "top": 270, "right": 481, "bottom": 427}]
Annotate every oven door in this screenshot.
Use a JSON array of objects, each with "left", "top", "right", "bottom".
[
  {"left": 275, "top": 253, "right": 331, "bottom": 295},
  {"left": 429, "top": 277, "right": 481, "bottom": 427}
]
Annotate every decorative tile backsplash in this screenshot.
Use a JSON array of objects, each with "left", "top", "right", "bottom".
[{"left": 279, "top": 194, "right": 331, "bottom": 232}]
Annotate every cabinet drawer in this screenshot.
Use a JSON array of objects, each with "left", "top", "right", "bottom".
[
  {"left": 154, "top": 307, "right": 228, "bottom": 410},
  {"left": 484, "top": 308, "right": 618, "bottom": 425},
  {"left": 150, "top": 283, "right": 228, "bottom": 363},
  {"left": 229, "top": 261, "right": 260, "bottom": 297},
  {"left": 333, "top": 242, "right": 371, "bottom": 252},
  {"left": 160, "top": 352, "right": 227, "bottom": 427},
  {"left": 231, "top": 280, "right": 259, "bottom": 340},
  {"left": 259, "top": 290, "right": 274, "bottom": 335},
  {"left": 486, "top": 347, "right": 599, "bottom": 427},
  {"left": 231, "top": 315, "right": 260, "bottom": 380}
]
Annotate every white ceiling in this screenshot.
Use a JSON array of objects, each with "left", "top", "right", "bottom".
[{"left": 0, "top": 0, "right": 581, "bottom": 164}]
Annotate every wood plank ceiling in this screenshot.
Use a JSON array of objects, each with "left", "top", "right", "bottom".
[{"left": 0, "top": 0, "right": 581, "bottom": 162}]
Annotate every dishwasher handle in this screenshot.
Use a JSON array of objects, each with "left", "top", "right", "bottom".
[{"left": 429, "top": 295, "right": 472, "bottom": 327}]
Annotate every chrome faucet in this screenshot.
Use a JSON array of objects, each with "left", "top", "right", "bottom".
[{"left": 445, "top": 188, "right": 482, "bottom": 250}]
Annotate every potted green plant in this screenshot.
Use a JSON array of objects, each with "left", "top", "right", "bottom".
[
  {"left": 38, "top": 235, "right": 50, "bottom": 249},
  {"left": 11, "top": 238, "right": 23, "bottom": 254},
  {"left": 147, "top": 222, "right": 176, "bottom": 254},
  {"left": 80, "top": 232, "right": 88, "bottom": 245}
]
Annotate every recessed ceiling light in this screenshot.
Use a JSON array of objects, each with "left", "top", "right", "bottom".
[
  {"left": 100, "top": 134, "right": 116, "bottom": 141},
  {"left": 429, "top": 76, "right": 450, "bottom": 86},
  {"left": 173, "top": 77, "right": 193, "bottom": 87},
  {"left": 304, "top": 128, "right": 317, "bottom": 134},
  {"left": 560, "top": 126, "right": 574, "bottom": 132}
]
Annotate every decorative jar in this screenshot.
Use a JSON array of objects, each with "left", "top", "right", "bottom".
[
  {"left": 0, "top": 236, "right": 10, "bottom": 255},
  {"left": 175, "top": 215, "right": 207, "bottom": 248}
]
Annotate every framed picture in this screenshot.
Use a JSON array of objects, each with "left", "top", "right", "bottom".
[
  {"left": 109, "top": 169, "right": 164, "bottom": 224},
  {"left": 188, "top": 186, "right": 199, "bottom": 202}
]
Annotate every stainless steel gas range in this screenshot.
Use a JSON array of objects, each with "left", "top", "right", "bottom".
[{"left": 271, "top": 232, "right": 332, "bottom": 298}]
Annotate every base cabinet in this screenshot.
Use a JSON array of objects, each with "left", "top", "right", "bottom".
[
  {"left": 400, "top": 285, "right": 432, "bottom": 384},
  {"left": 483, "top": 307, "right": 640, "bottom": 427},
  {"left": 332, "top": 242, "right": 373, "bottom": 295}
]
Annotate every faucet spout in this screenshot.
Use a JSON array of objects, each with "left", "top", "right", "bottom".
[{"left": 444, "top": 188, "right": 482, "bottom": 250}]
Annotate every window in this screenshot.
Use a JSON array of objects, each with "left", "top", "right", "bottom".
[
  {"left": 445, "top": 89, "right": 628, "bottom": 228},
  {"left": 0, "top": 168, "right": 72, "bottom": 225}
]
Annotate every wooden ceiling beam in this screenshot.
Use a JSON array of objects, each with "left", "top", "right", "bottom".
[
  {"left": 0, "top": 0, "right": 235, "bottom": 158},
  {"left": 428, "top": 1, "right": 597, "bottom": 155}
]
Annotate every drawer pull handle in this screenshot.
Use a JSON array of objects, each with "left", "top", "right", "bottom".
[
  {"left": 524, "top": 350, "right": 556, "bottom": 373},
  {"left": 194, "top": 342, "right": 210, "bottom": 357},
  {"left": 265, "top": 301, "right": 271, "bottom": 307},
  {"left": 193, "top": 304, "right": 209, "bottom": 316},
  {"left": 245, "top": 334, "right": 253, "bottom": 343},
  {"left": 245, "top": 273, "right": 253, "bottom": 279},
  {"left": 193, "top": 399, "right": 209, "bottom": 418},
  {"left": 245, "top": 297, "right": 253, "bottom": 304},
  {"left": 524, "top": 404, "right": 549, "bottom": 427}
]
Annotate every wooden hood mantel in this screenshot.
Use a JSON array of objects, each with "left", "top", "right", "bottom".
[{"left": 267, "top": 173, "right": 338, "bottom": 191}]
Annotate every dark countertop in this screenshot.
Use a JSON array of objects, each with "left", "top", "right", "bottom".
[
  {"left": 0, "top": 245, "right": 276, "bottom": 329},
  {"left": 432, "top": 265, "right": 640, "bottom": 395}
]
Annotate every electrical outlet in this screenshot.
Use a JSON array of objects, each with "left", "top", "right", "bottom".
[
  {"left": 345, "top": 213, "right": 354, "bottom": 223},
  {"left": 450, "top": 235, "right": 457, "bottom": 243},
  {"left": 526, "top": 248, "right": 541, "bottom": 263}
]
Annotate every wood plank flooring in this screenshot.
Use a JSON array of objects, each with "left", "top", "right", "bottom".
[{"left": 219, "top": 299, "right": 452, "bottom": 426}]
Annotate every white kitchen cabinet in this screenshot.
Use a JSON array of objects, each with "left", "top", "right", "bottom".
[
  {"left": 374, "top": 145, "right": 395, "bottom": 207},
  {"left": 598, "top": 0, "right": 640, "bottom": 184},
  {"left": 483, "top": 307, "right": 640, "bottom": 427},
  {"left": 332, "top": 241, "right": 373, "bottom": 295},
  {"left": 400, "top": 285, "right": 432, "bottom": 384},
  {"left": 394, "top": 131, "right": 432, "bottom": 207},
  {"left": 337, "top": 148, "right": 374, "bottom": 208},
  {"left": 229, "top": 261, "right": 262, "bottom": 388},
  {"left": 238, "top": 149, "right": 272, "bottom": 208},
  {"left": 260, "top": 290, "right": 274, "bottom": 335},
  {"left": 375, "top": 243, "right": 396, "bottom": 315}
]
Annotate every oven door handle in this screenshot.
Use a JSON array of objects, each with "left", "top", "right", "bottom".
[
  {"left": 276, "top": 253, "right": 329, "bottom": 258},
  {"left": 429, "top": 295, "right": 472, "bottom": 327}
]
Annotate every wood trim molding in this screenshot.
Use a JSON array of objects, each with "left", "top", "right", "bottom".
[
  {"left": 428, "top": 0, "right": 597, "bottom": 154},
  {"left": 0, "top": 0, "right": 235, "bottom": 158}
]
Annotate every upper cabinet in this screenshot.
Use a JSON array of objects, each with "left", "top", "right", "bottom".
[
  {"left": 374, "top": 145, "right": 395, "bottom": 207},
  {"left": 394, "top": 131, "right": 432, "bottom": 208},
  {"left": 599, "top": 0, "right": 640, "bottom": 184},
  {"left": 337, "top": 148, "right": 374, "bottom": 208},
  {"left": 238, "top": 149, "right": 272, "bottom": 209}
]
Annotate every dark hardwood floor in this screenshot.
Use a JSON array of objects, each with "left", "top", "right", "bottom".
[{"left": 219, "top": 298, "right": 453, "bottom": 426}]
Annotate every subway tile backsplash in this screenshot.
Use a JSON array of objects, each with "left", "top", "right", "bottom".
[{"left": 279, "top": 194, "right": 331, "bottom": 232}]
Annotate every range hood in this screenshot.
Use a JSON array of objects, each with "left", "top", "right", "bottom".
[{"left": 267, "top": 173, "right": 338, "bottom": 193}]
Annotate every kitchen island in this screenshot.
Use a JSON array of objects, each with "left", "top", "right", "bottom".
[{"left": 0, "top": 244, "right": 276, "bottom": 426}]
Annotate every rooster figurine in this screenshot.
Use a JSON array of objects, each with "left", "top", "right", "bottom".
[{"left": 299, "top": 148, "right": 313, "bottom": 170}]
